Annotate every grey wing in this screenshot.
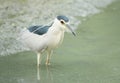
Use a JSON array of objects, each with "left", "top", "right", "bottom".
[{"left": 28, "top": 25, "right": 50, "bottom": 35}]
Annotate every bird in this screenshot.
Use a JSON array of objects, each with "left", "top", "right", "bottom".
[{"left": 21, "top": 15, "right": 76, "bottom": 66}]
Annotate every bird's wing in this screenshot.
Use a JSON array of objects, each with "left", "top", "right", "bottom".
[{"left": 28, "top": 25, "right": 50, "bottom": 35}]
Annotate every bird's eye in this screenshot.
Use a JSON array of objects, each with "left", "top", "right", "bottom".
[{"left": 60, "top": 21, "right": 64, "bottom": 24}]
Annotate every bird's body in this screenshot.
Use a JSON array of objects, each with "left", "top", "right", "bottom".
[
  {"left": 21, "top": 15, "right": 76, "bottom": 66},
  {"left": 22, "top": 22, "right": 64, "bottom": 52}
]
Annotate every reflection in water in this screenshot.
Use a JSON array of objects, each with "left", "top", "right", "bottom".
[
  {"left": 37, "top": 67, "right": 40, "bottom": 80},
  {"left": 46, "top": 66, "right": 54, "bottom": 82},
  {"left": 37, "top": 65, "right": 53, "bottom": 83}
]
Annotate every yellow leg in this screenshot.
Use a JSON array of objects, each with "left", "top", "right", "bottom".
[
  {"left": 46, "top": 50, "right": 53, "bottom": 65},
  {"left": 37, "top": 53, "right": 41, "bottom": 67}
]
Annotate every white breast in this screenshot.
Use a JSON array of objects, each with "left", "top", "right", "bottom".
[{"left": 47, "top": 30, "right": 64, "bottom": 49}]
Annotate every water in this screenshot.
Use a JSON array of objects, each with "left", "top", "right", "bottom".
[
  {"left": 0, "top": 0, "right": 120, "bottom": 83},
  {"left": 0, "top": 0, "right": 114, "bottom": 56}
]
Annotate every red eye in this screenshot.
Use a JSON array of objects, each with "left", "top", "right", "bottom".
[{"left": 60, "top": 21, "right": 64, "bottom": 24}]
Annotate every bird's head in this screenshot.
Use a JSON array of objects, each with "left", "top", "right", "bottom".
[{"left": 53, "top": 15, "right": 76, "bottom": 36}]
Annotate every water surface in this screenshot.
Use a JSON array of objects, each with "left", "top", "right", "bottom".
[
  {"left": 0, "top": 1, "right": 120, "bottom": 83},
  {"left": 0, "top": 0, "right": 120, "bottom": 83}
]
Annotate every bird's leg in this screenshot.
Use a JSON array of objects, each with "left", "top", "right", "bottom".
[
  {"left": 37, "top": 53, "right": 41, "bottom": 67},
  {"left": 46, "top": 50, "right": 53, "bottom": 65}
]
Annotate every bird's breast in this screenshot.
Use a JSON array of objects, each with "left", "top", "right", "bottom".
[{"left": 47, "top": 31, "right": 64, "bottom": 49}]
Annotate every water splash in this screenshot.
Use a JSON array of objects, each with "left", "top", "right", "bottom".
[{"left": 0, "top": 0, "right": 114, "bottom": 56}]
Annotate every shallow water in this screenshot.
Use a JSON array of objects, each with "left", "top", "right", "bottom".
[
  {"left": 0, "top": 0, "right": 114, "bottom": 55},
  {"left": 0, "top": 0, "right": 120, "bottom": 83}
]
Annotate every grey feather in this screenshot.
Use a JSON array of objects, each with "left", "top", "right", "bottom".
[
  {"left": 28, "top": 24, "right": 52, "bottom": 35},
  {"left": 57, "top": 15, "right": 69, "bottom": 22}
]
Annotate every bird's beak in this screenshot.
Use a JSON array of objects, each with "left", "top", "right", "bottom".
[{"left": 66, "top": 24, "right": 76, "bottom": 36}]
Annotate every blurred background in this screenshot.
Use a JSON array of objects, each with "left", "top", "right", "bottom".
[
  {"left": 0, "top": 0, "right": 120, "bottom": 83},
  {"left": 0, "top": 0, "right": 115, "bottom": 56}
]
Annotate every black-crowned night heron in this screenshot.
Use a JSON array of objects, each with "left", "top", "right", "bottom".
[{"left": 21, "top": 15, "right": 76, "bottom": 66}]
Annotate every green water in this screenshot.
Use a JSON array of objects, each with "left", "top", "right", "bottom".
[{"left": 0, "top": 1, "right": 120, "bottom": 83}]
